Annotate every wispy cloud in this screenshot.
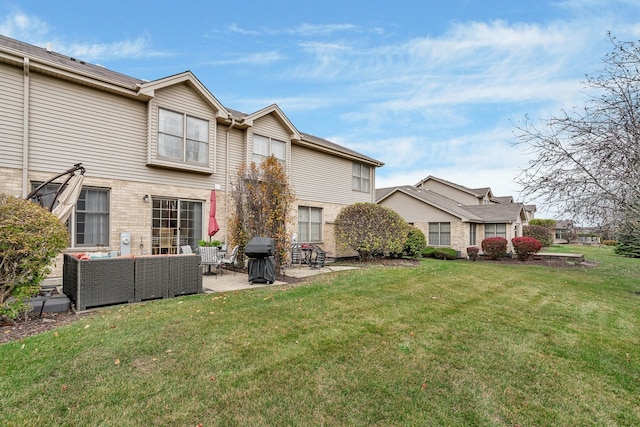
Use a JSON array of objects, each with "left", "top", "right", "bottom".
[
  {"left": 208, "top": 51, "right": 285, "bottom": 66},
  {"left": 0, "top": 11, "right": 168, "bottom": 61}
]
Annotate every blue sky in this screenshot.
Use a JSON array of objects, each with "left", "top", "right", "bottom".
[{"left": 2, "top": 0, "right": 640, "bottom": 217}]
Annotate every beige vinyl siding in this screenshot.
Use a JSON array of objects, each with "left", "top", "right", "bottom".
[
  {"left": 28, "top": 73, "right": 222, "bottom": 190},
  {"left": 420, "top": 180, "right": 479, "bottom": 205},
  {"left": 217, "top": 126, "right": 246, "bottom": 189},
  {"left": 291, "top": 144, "right": 373, "bottom": 204},
  {"left": 0, "top": 63, "right": 24, "bottom": 168},
  {"left": 148, "top": 84, "right": 217, "bottom": 173},
  {"left": 379, "top": 191, "right": 458, "bottom": 223}
]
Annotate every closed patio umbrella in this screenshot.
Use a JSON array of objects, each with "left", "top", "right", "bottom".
[
  {"left": 207, "top": 190, "right": 220, "bottom": 238},
  {"left": 52, "top": 173, "right": 84, "bottom": 223}
]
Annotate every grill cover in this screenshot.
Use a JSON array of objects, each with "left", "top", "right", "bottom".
[{"left": 244, "top": 237, "right": 275, "bottom": 258}]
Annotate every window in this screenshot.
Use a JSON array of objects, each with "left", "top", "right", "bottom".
[
  {"left": 429, "top": 222, "right": 450, "bottom": 246},
  {"left": 30, "top": 182, "right": 109, "bottom": 247},
  {"left": 352, "top": 163, "right": 371, "bottom": 192},
  {"left": 298, "top": 206, "right": 322, "bottom": 243},
  {"left": 151, "top": 198, "right": 203, "bottom": 254},
  {"left": 469, "top": 223, "right": 477, "bottom": 245},
  {"left": 158, "top": 108, "right": 209, "bottom": 164},
  {"left": 253, "top": 134, "right": 286, "bottom": 165},
  {"left": 485, "top": 223, "right": 507, "bottom": 239}
]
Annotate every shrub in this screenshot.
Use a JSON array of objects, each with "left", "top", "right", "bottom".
[
  {"left": 614, "top": 218, "right": 640, "bottom": 258},
  {"left": 511, "top": 236, "right": 542, "bottom": 261},
  {"left": 528, "top": 219, "right": 556, "bottom": 228},
  {"left": 432, "top": 248, "right": 457, "bottom": 260},
  {"left": 403, "top": 227, "right": 427, "bottom": 259},
  {"left": 481, "top": 237, "right": 508, "bottom": 260},
  {"left": 335, "top": 203, "right": 407, "bottom": 261},
  {"left": 1, "top": 194, "right": 69, "bottom": 320},
  {"left": 422, "top": 247, "right": 437, "bottom": 258},
  {"left": 523, "top": 225, "right": 554, "bottom": 247},
  {"left": 467, "top": 246, "right": 479, "bottom": 261},
  {"left": 602, "top": 240, "right": 617, "bottom": 246}
]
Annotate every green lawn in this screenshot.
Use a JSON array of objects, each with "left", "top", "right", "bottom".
[{"left": 1, "top": 245, "right": 639, "bottom": 426}]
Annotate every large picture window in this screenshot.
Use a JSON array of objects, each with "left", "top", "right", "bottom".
[
  {"left": 429, "top": 222, "right": 451, "bottom": 246},
  {"left": 30, "top": 182, "right": 109, "bottom": 247},
  {"left": 298, "top": 206, "right": 322, "bottom": 243},
  {"left": 485, "top": 223, "right": 507, "bottom": 239},
  {"left": 253, "top": 134, "right": 286, "bottom": 165},
  {"left": 352, "top": 163, "right": 371, "bottom": 192},
  {"left": 158, "top": 108, "right": 209, "bottom": 164}
]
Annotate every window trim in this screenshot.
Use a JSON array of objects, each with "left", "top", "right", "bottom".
[
  {"left": 484, "top": 223, "right": 507, "bottom": 239},
  {"left": 30, "top": 182, "right": 110, "bottom": 249},
  {"left": 148, "top": 105, "right": 214, "bottom": 174},
  {"left": 352, "top": 163, "right": 371, "bottom": 193},
  {"left": 298, "top": 206, "right": 323, "bottom": 243},
  {"left": 252, "top": 133, "right": 287, "bottom": 166},
  {"left": 428, "top": 222, "right": 451, "bottom": 246}
]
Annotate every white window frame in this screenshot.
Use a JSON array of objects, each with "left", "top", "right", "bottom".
[
  {"left": 30, "top": 182, "right": 110, "bottom": 248},
  {"left": 429, "top": 222, "right": 451, "bottom": 246},
  {"left": 485, "top": 223, "right": 507, "bottom": 239},
  {"left": 252, "top": 134, "right": 286, "bottom": 165},
  {"left": 158, "top": 108, "right": 209, "bottom": 165},
  {"left": 352, "top": 163, "right": 371, "bottom": 192},
  {"left": 298, "top": 206, "right": 323, "bottom": 243}
]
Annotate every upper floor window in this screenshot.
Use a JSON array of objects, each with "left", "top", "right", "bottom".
[
  {"left": 352, "top": 163, "right": 371, "bottom": 192},
  {"left": 158, "top": 108, "right": 208, "bottom": 164},
  {"left": 253, "top": 134, "right": 286, "bottom": 165},
  {"left": 485, "top": 223, "right": 507, "bottom": 239}
]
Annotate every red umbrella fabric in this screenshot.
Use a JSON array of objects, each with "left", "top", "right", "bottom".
[{"left": 207, "top": 190, "right": 220, "bottom": 237}]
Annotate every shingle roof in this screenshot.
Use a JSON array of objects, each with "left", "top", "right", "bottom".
[
  {"left": 0, "top": 35, "right": 382, "bottom": 167},
  {"left": 377, "top": 185, "right": 526, "bottom": 223},
  {"left": 0, "top": 34, "right": 143, "bottom": 89}
]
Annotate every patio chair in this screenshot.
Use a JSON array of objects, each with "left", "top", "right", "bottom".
[
  {"left": 197, "top": 246, "right": 220, "bottom": 276},
  {"left": 309, "top": 246, "right": 327, "bottom": 269},
  {"left": 220, "top": 245, "right": 239, "bottom": 275}
]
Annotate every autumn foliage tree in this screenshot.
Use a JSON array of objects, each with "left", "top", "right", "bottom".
[
  {"left": 334, "top": 203, "right": 407, "bottom": 260},
  {"left": 228, "top": 156, "right": 296, "bottom": 270},
  {"left": 1, "top": 194, "right": 68, "bottom": 320}
]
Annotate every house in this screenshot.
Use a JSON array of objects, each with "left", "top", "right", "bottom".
[
  {"left": 376, "top": 176, "right": 532, "bottom": 257},
  {"left": 0, "top": 35, "right": 383, "bottom": 282}
]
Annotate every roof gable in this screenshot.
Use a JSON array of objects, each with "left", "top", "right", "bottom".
[
  {"left": 138, "top": 71, "right": 228, "bottom": 119},
  {"left": 241, "top": 104, "right": 300, "bottom": 140}
]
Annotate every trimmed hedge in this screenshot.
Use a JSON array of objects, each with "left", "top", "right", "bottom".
[
  {"left": 422, "top": 246, "right": 457, "bottom": 260},
  {"left": 481, "top": 237, "right": 508, "bottom": 260},
  {"left": 511, "top": 236, "right": 542, "bottom": 261}
]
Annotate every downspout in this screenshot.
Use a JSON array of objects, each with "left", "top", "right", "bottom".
[
  {"left": 21, "top": 57, "right": 30, "bottom": 197},
  {"left": 225, "top": 118, "right": 236, "bottom": 244}
]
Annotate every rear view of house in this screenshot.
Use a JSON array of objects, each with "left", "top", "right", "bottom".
[{"left": 0, "top": 35, "right": 382, "bottom": 281}]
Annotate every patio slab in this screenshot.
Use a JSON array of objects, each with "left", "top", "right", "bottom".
[{"left": 202, "top": 264, "right": 357, "bottom": 293}]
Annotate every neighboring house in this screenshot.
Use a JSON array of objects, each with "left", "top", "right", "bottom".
[
  {"left": 0, "top": 35, "right": 382, "bottom": 282},
  {"left": 376, "top": 176, "right": 532, "bottom": 257},
  {"left": 553, "top": 220, "right": 575, "bottom": 244}
]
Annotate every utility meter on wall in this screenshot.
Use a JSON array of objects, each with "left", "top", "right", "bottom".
[{"left": 120, "top": 232, "right": 131, "bottom": 256}]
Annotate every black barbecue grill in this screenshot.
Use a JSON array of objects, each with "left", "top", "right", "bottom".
[{"left": 244, "top": 237, "right": 276, "bottom": 284}]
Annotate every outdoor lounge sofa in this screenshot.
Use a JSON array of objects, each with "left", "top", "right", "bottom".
[{"left": 63, "top": 253, "right": 202, "bottom": 311}]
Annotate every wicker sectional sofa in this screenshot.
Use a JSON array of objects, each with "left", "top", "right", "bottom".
[{"left": 63, "top": 254, "right": 202, "bottom": 311}]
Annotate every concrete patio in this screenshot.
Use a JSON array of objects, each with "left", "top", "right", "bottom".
[{"left": 202, "top": 264, "right": 358, "bottom": 293}]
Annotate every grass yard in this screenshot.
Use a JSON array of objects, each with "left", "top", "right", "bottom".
[{"left": 1, "top": 245, "right": 639, "bottom": 426}]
